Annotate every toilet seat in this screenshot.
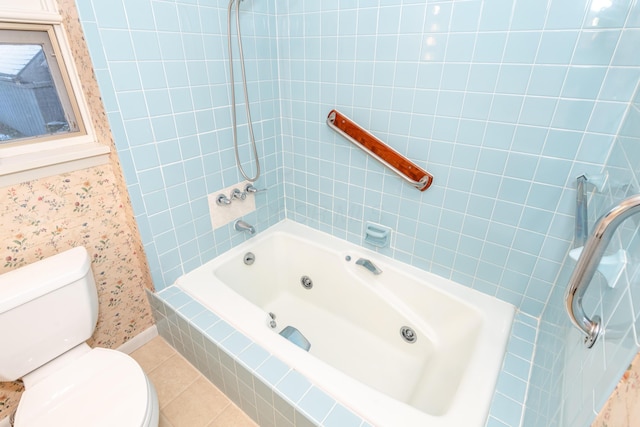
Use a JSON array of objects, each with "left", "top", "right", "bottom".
[{"left": 15, "top": 348, "right": 157, "bottom": 427}]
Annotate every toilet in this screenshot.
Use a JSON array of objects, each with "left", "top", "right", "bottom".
[{"left": 0, "top": 247, "right": 159, "bottom": 427}]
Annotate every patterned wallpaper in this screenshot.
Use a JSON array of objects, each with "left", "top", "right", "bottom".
[
  {"left": 593, "top": 353, "right": 640, "bottom": 426},
  {"left": 0, "top": 0, "right": 154, "bottom": 419}
]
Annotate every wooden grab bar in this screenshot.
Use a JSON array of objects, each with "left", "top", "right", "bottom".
[{"left": 326, "top": 110, "right": 433, "bottom": 191}]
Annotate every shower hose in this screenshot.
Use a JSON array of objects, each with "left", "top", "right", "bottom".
[{"left": 227, "top": 0, "right": 260, "bottom": 182}]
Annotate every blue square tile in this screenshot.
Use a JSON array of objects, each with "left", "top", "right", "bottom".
[
  {"left": 562, "top": 66, "right": 608, "bottom": 99},
  {"left": 92, "top": 1, "right": 128, "bottom": 29},
  {"left": 479, "top": 0, "right": 513, "bottom": 31},
  {"left": 276, "top": 370, "right": 312, "bottom": 403},
  {"left": 323, "top": 404, "right": 363, "bottom": 427},
  {"left": 152, "top": 1, "right": 180, "bottom": 32},
  {"left": 131, "top": 144, "right": 160, "bottom": 171},
  {"left": 256, "top": 356, "right": 291, "bottom": 386},
  {"left": 109, "top": 62, "right": 142, "bottom": 91},
  {"left": 163, "top": 290, "right": 193, "bottom": 309},
  {"left": 527, "top": 65, "right": 567, "bottom": 97},
  {"left": 511, "top": 0, "right": 549, "bottom": 30},
  {"left": 238, "top": 344, "right": 270, "bottom": 370},
  {"left": 573, "top": 29, "right": 620, "bottom": 65},
  {"left": 99, "top": 29, "right": 135, "bottom": 61},
  {"left": 298, "top": 387, "right": 336, "bottom": 424},
  {"left": 221, "top": 332, "right": 252, "bottom": 356},
  {"left": 536, "top": 31, "right": 580, "bottom": 64},
  {"left": 179, "top": 300, "right": 208, "bottom": 320},
  {"left": 547, "top": 1, "right": 589, "bottom": 29},
  {"left": 124, "top": 118, "right": 155, "bottom": 146},
  {"left": 124, "top": 0, "right": 156, "bottom": 30},
  {"left": 551, "top": 99, "right": 595, "bottom": 131},
  {"left": 612, "top": 29, "right": 640, "bottom": 66},
  {"left": 117, "top": 92, "right": 148, "bottom": 120}
]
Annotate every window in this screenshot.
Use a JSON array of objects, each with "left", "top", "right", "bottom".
[
  {"left": 0, "top": 19, "right": 109, "bottom": 186},
  {"left": 0, "top": 26, "right": 82, "bottom": 144}
]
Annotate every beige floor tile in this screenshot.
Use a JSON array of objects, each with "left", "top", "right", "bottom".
[
  {"left": 131, "top": 336, "right": 176, "bottom": 372},
  {"left": 208, "top": 405, "right": 258, "bottom": 427},
  {"left": 148, "top": 354, "right": 200, "bottom": 408},
  {"left": 159, "top": 413, "right": 174, "bottom": 427},
  {"left": 162, "top": 377, "right": 231, "bottom": 427},
  {"left": 136, "top": 335, "right": 256, "bottom": 427}
]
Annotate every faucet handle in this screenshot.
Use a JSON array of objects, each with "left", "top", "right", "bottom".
[
  {"left": 216, "top": 194, "right": 232, "bottom": 206},
  {"left": 231, "top": 188, "right": 247, "bottom": 200},
  {"left": 245, "top": 183, "right": 267, "bottom": 194}
]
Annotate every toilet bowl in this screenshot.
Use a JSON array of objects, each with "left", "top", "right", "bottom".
[
  {"left": 15, "top": 346, "right": 158, "bottom": 427},
  {"left": 0, "top": 247, "right": 159, "bottom": 427}
]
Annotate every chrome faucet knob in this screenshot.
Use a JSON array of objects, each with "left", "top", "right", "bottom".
[
  {"left": 216, "top": 194, "right": 232, "bottom": 206},
  {"left": 244, "top": 183, "right": 266, "bottom": 193},
  {"left": 231, "top": 188, "right": 247, "bottom": 200}
]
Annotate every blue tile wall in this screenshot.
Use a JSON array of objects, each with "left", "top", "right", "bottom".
[
  {"left": 76, "top": 0, "right": 285, "bottom": 290},
  {"left": 277, "top": 0, "right": 640, "bottom": 320}
]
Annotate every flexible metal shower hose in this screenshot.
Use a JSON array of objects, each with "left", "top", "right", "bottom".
[{"left": 227, "top": 0, "right": 260, "bottom": 182}]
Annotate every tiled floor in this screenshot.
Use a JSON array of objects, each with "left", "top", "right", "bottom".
[{"left": 131, "top": 336, "right": 257, "bottom": 427}]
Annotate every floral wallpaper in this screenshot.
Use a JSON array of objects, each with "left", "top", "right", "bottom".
[
  {"left": 0, "top": 0, "right": 154, "bottom": 419},
  {"left": 1, "top": 166, "right": 154, "bottom": 347},
  {"left": 592, "top": 352, "right": 640, "bottom": 427}
]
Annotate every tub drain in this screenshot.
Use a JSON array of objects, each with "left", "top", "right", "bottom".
[
  {"left": 300, "top": 275, "right": 313, "bottom": 289},
  {"left": 400, "top": 326, "right": 417, "bottom": 343}
]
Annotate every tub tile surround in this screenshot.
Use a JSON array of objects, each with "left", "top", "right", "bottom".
[{"left": 149, "top": 286, "right": 537, "bottom": 427}]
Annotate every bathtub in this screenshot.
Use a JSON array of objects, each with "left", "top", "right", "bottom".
[{"left": 176, "top": 219, "right": 515, "bottom": 427}]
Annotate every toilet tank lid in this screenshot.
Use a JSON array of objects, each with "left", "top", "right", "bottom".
[{"left": 0, "top": 247, "right": 92, "bottom": 314}]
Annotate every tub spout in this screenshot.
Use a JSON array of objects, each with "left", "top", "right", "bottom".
[
  {"left": 356, "top": 258, "right": 382, "bottom": 275},
  {"left": 234, "top": 219, "right": 255, "bottom": 235}
]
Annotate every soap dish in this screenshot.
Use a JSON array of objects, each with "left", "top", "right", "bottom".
[{"left": 364, "top": 222, "right": 392, "bottom": 248}]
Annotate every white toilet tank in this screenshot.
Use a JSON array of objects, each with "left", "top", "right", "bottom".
[{"left": 0, "top": 246, "right": 98, "bottom": 382}]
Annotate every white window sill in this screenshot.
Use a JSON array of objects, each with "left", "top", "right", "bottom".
[{"left": 0, "top": 142, "right": 110, "bottom": 187}]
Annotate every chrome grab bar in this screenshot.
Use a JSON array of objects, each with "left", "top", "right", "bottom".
[{"left": 566, "top": 194, "right": 640, "bottom": 348}]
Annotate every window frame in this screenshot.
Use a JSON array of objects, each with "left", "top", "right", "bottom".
[
  {"left": 0, "top": 16, "right": 109, "bottom": 187},
  {"left": 0, "top": 24, "right": 85, "bottom": 146}
]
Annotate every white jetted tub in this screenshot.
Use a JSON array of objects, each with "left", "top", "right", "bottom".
[{"left": 176, "top": 220, "right": 515, "bottom": 427}]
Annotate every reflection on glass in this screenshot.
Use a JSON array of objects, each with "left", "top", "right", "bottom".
[{"left": 0, "top": 43, "right": 70, "bottom": 143}]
